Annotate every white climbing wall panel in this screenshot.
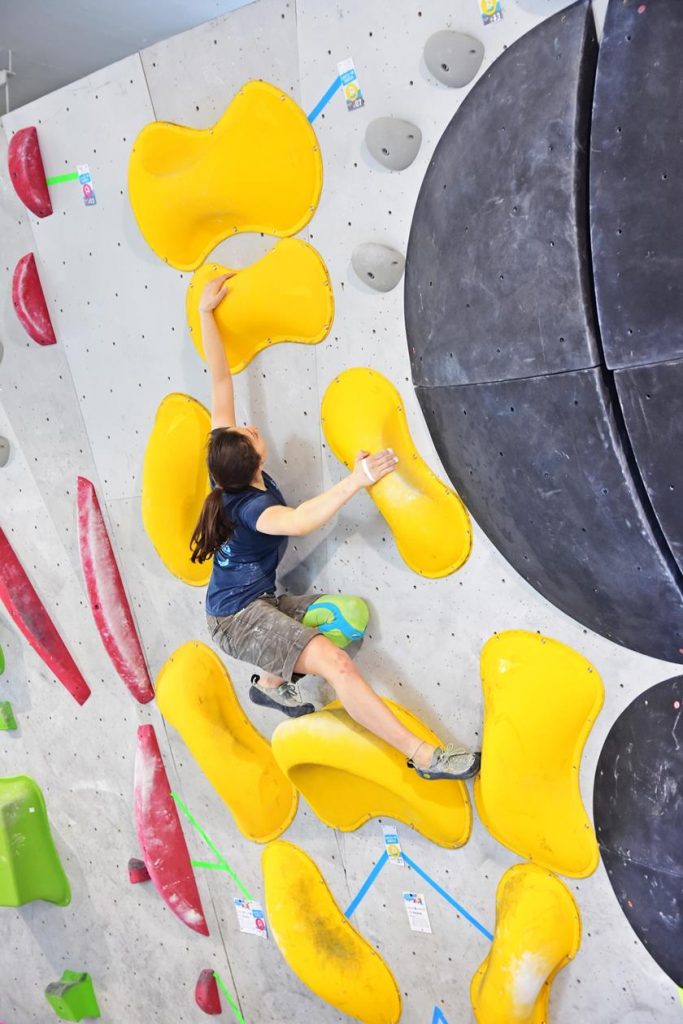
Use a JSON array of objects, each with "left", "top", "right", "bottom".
[{"left": 1, "top": 0, "right": 680, "bottom": 1021}]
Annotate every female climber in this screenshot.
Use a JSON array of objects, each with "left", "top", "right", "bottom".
[{"left": 190, "top": 274, "right": 480, "bottom": 782}]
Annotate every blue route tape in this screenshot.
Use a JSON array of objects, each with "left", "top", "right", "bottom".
[
  {"left": 345, "top": 851, "right": 389, "bottom": 917},
  {"left": 402, "top": 853, "right": 494, "bottom": 942},
  {"left": 431, "top": 1008, "right": 450, "bottom": 1024},
  {"left": 308, "top": 76, "right": 342, "bottom": 122}
]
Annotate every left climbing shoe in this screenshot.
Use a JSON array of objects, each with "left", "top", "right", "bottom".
[{"left": 408, "top": 745, "right": 481, "bottom": 781}]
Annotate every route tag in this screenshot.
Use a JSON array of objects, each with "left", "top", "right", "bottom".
[{"left": 337, "top": 57, "right": 365, "bottom": 111}]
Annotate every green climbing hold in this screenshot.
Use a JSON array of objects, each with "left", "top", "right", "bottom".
[
  {"left": 0, "top": 642, "right": 5, "bottom": 674},
  {"left": 0, "top": 776, "right": 71, "bottom": 907},
  {"left": 45, "top": 971, "right": 100, "bottom": 1021},
  {"left": 0, "top": 701, "right": 17, "bottom": 730},
  {"left": 303, "top": 594, "right": 369, "bottom": 649}
]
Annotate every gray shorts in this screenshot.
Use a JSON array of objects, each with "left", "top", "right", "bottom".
[{"left": 207, "top": 592, "right": 323, "bottom": 682}]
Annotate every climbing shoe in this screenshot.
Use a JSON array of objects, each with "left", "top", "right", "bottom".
[
  {"left": 248, "top": 674, "right": 315, "bottom": 718},
  {"left": 408, "top": 744, "right": 481, "bottom": 781}
]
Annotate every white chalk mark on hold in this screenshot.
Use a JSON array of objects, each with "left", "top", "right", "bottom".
[{"left": 509, "top": 951, "right": 551, "bottom": 1015}]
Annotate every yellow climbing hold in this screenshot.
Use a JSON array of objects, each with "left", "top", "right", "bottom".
[
  {"left": 186, "top": 239, "right": 334, "bottom": 374},
  {"left": 471, "top": 862, "right": 581, "bottom": 1024},
  {"left": 475, "top": 630, "right": 603, "bottom": 878},
  {"left": 156, "top": 642, "right": 297, "bottom": 843},
  {"left": 142, "top": 393, "right": 211, "bottom": 586},
  {"left": 271, "top": 698, "right": 471, "bottom": 848},
  {"left": 128, "top": 80, "right": 323, "bottom": 270},
  {"left": 263, "top": 840, "right": 401, "bottom": 1024},
  {"left": 321, "top": 368, "right": 472, "bottom": 577}
]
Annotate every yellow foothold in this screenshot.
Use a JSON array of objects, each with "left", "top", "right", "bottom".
[
  {"left": 471, "top": 862, "right": 581, "bottom": 1024},
  {"left": 156, "top": 642, "right": 297, "bottom": 843},
  {"left": 271, "top": 698, "right": 471, "bottom": 848},
  {"left": 128, "top": 80, "right": 323, "bottom": 270},
  {"left": 263, "top": 840, "right": 401, "bottom": 1024},
  {"left": 186, "top": 240, "right": 333, "bottom": 374},
  {"left": 142, "top": 393, "right": 211, "bottom": 586},
  {"left": 475, "top": 630, "right": 604, "bottom": 878},
  {"left": 321, "top": 367, "right": 472, "bottom": 577}
]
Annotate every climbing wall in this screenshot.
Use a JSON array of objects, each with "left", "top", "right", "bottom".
[{"left": 2, "top": 0, "right": 682, "bottom": 1021}]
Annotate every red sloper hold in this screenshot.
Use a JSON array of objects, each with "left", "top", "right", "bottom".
[
  {"left": 195, "top": 970, "right": 222, "bottom": 1015},
  {"left": 12, "top": 253, "right": 57, "bottom": 346},
  {"left": 76, "top": 477, "right": 154, "bottom": 704},
  {"left": 0, "top": 527, "right": 91, "bottom": 705},
  {"left": 134, "top": 724, "right": 209, "bottom": 936},
  {"left": 7, "top": 127, "right": 53, "bottom": 218},
  {"left": 128, "top": 857, "right": 150, "bottom": 884}
]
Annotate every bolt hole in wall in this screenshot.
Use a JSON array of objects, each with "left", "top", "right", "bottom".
[{"left": 2, "top": 0, "right": 683, "bottom": 1022}]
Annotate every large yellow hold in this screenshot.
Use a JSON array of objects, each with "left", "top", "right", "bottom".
[
  {"left": 141, "top": 393, "right": 211, "bottom": 586},
  {"left": 321, "top": 368, "right": 472, "bottom": 577},
  {"left": 128, "top": 80, "right": 323, "bottom": 270},
  {"left": 156, "top": 642, "right": 297, "bottom": 843},
  {"left": 272, "top": 698, "right": 471, "bottom": 848},
  {"left": 186, "top": 239, "right": 334, "bottom": 374},
  {"left": 471, "top": 863, "right": 581, "bottom": 1024},
  {"left": 475, "top": 631, "right": 603, "bottom": 878},
  {"left": 263, "top": 840, "right": 401, "bottom": 1024}
]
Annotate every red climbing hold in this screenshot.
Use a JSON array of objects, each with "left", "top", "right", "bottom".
[
  {"left": 77, "top": 477, "right": 154, "bottom": 704},
  {"left": 0, "top": 528, "right": 91, "bottom": 705},
  {"left": 127, "top": 857, "right": 150, "bottom": 884},
  {"left": 7, "top": 127, "right": 53, "bottom": 218},
  {"left": 12, "top": 253, "right": 57, "bottom": 346},
  {"left": 195, "top": 970, "right": 222, "bottom": 1015},
  {"left": 134, "top": 725, "right": 209, "bottom": 936}
]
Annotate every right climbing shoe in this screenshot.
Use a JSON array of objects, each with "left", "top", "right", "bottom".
[
  {"left": 408, "top": 744, "right": 481, "bottom": 781},
  {"left": 248, "top": 674, "right": 315, "bottom": 718}
]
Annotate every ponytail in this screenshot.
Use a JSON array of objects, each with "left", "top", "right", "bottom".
[{"left": 190, "top": 486, "right": 234, "bottom": 563}]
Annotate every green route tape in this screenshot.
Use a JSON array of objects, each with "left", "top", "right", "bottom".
[
  {"left": 214, "top": 972, "right": 246, "bottom": 1024},
  {"left": 170, "top": 791, "right": 253, "bottom": 900},
  {"left": 46, "top": 171, "right": 80, "bottom": 184}
]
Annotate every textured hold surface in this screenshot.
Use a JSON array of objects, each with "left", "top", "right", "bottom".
[
  {"left": 77, "top": 477, "right": 154, "bottom": 703},
  {"left": 263, "top": 840, "right": 401, "bottom": 1023},
  {"left": 128, "top": 80, "right": 322, "bottom": 270},
  {"left": 416, "top": 369, "right": 683, "bottom": 663},
  {"left": 0, "top": 775, "right": 71, "bottom": 907},
  {"left": 302, "top": 594, "right": 369, "bottom": 649},
  {"left": 195, "top": 969, "right": 222, "bottom": 1015},
  {"left": 45, "top": 971, "right": 100, "bottom": 1022},
  {"left": 475, "top": 631, "right": 602, "bottom": 877},
  {"left": 11, "top": 253, "right": 57, "bottom": 346},
  {"left": 127, "top": 857, "right": 150, "bottom": 884},
  {"left": 351, "top": 242, "right": 405, "bottom": 292},
  {"left": 590, "top": 0, "right": 683, "bottom": 371},
  {"left": 7, "top": 127, "right": 53, "bottom": 218},
  {"left": 322, "top": 368, "right": 471, "bottom": 577},
  {"left": 141, "top": 393, "right": 211, "bottom": 586},
  {"left": 0, "top": 701, "right": 17, "bottom": 731},
  {"left": 133, "top": 724, "right": 209, "bottom": 935},
  {"left": 471, "top": 863, "right": 581, "bottom": 1024},
  {"left": 405, "top": 0, "right": 598, "bottom": 387},
  {"left": 187, "top": 239, "right": 334, "bottom": 374},
  {"left": 0, "top": 527, "right": 92, "bottom": 704},
  {"left": 423, "top": 30, "right": 484, "bottom": 88},
  {"left": 272, "top": 698, "right": 471, "bottom": 848},
  {"left": 0, "top": 437, "right": 9, "bottom": 468},
  {"left": 615, "top": 360, "right": 683, "bottom": 574},
  {"left": 156, "top": 642, "right": 297, "bottom": 844},
  {"left": 365, "top": 117, "right": 422, "bottom": 171},
  {"left": 594, "top": 675, "right": 683, "bottom": 986}
]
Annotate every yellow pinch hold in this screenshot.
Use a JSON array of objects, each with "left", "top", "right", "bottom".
[
  {"left": 271, "top": 698, "right": 471, "bottom": 848},
  {"left": 321, "top": 367, "right": 472, "bottom": 577},
  {"left": 156, "top": 642, "right": 297, "bottom": 843},
  {"left": 186, "top": 239, "right": 334, "bottom": 374},
  {"left": 263, "top": 840, "right": 401, "bottom": 1024},
  {"left": 128, "top": 80, "right": 323, "bottom": 270},
  {"left": 142, "top": 393, "right": 211, "bottom": 586},
  {"left": 471, "top": 863, "right": 581, "bottom": 1024},
  {"left": 475, "top": 630, "right": 604, "bottom": 878}
]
